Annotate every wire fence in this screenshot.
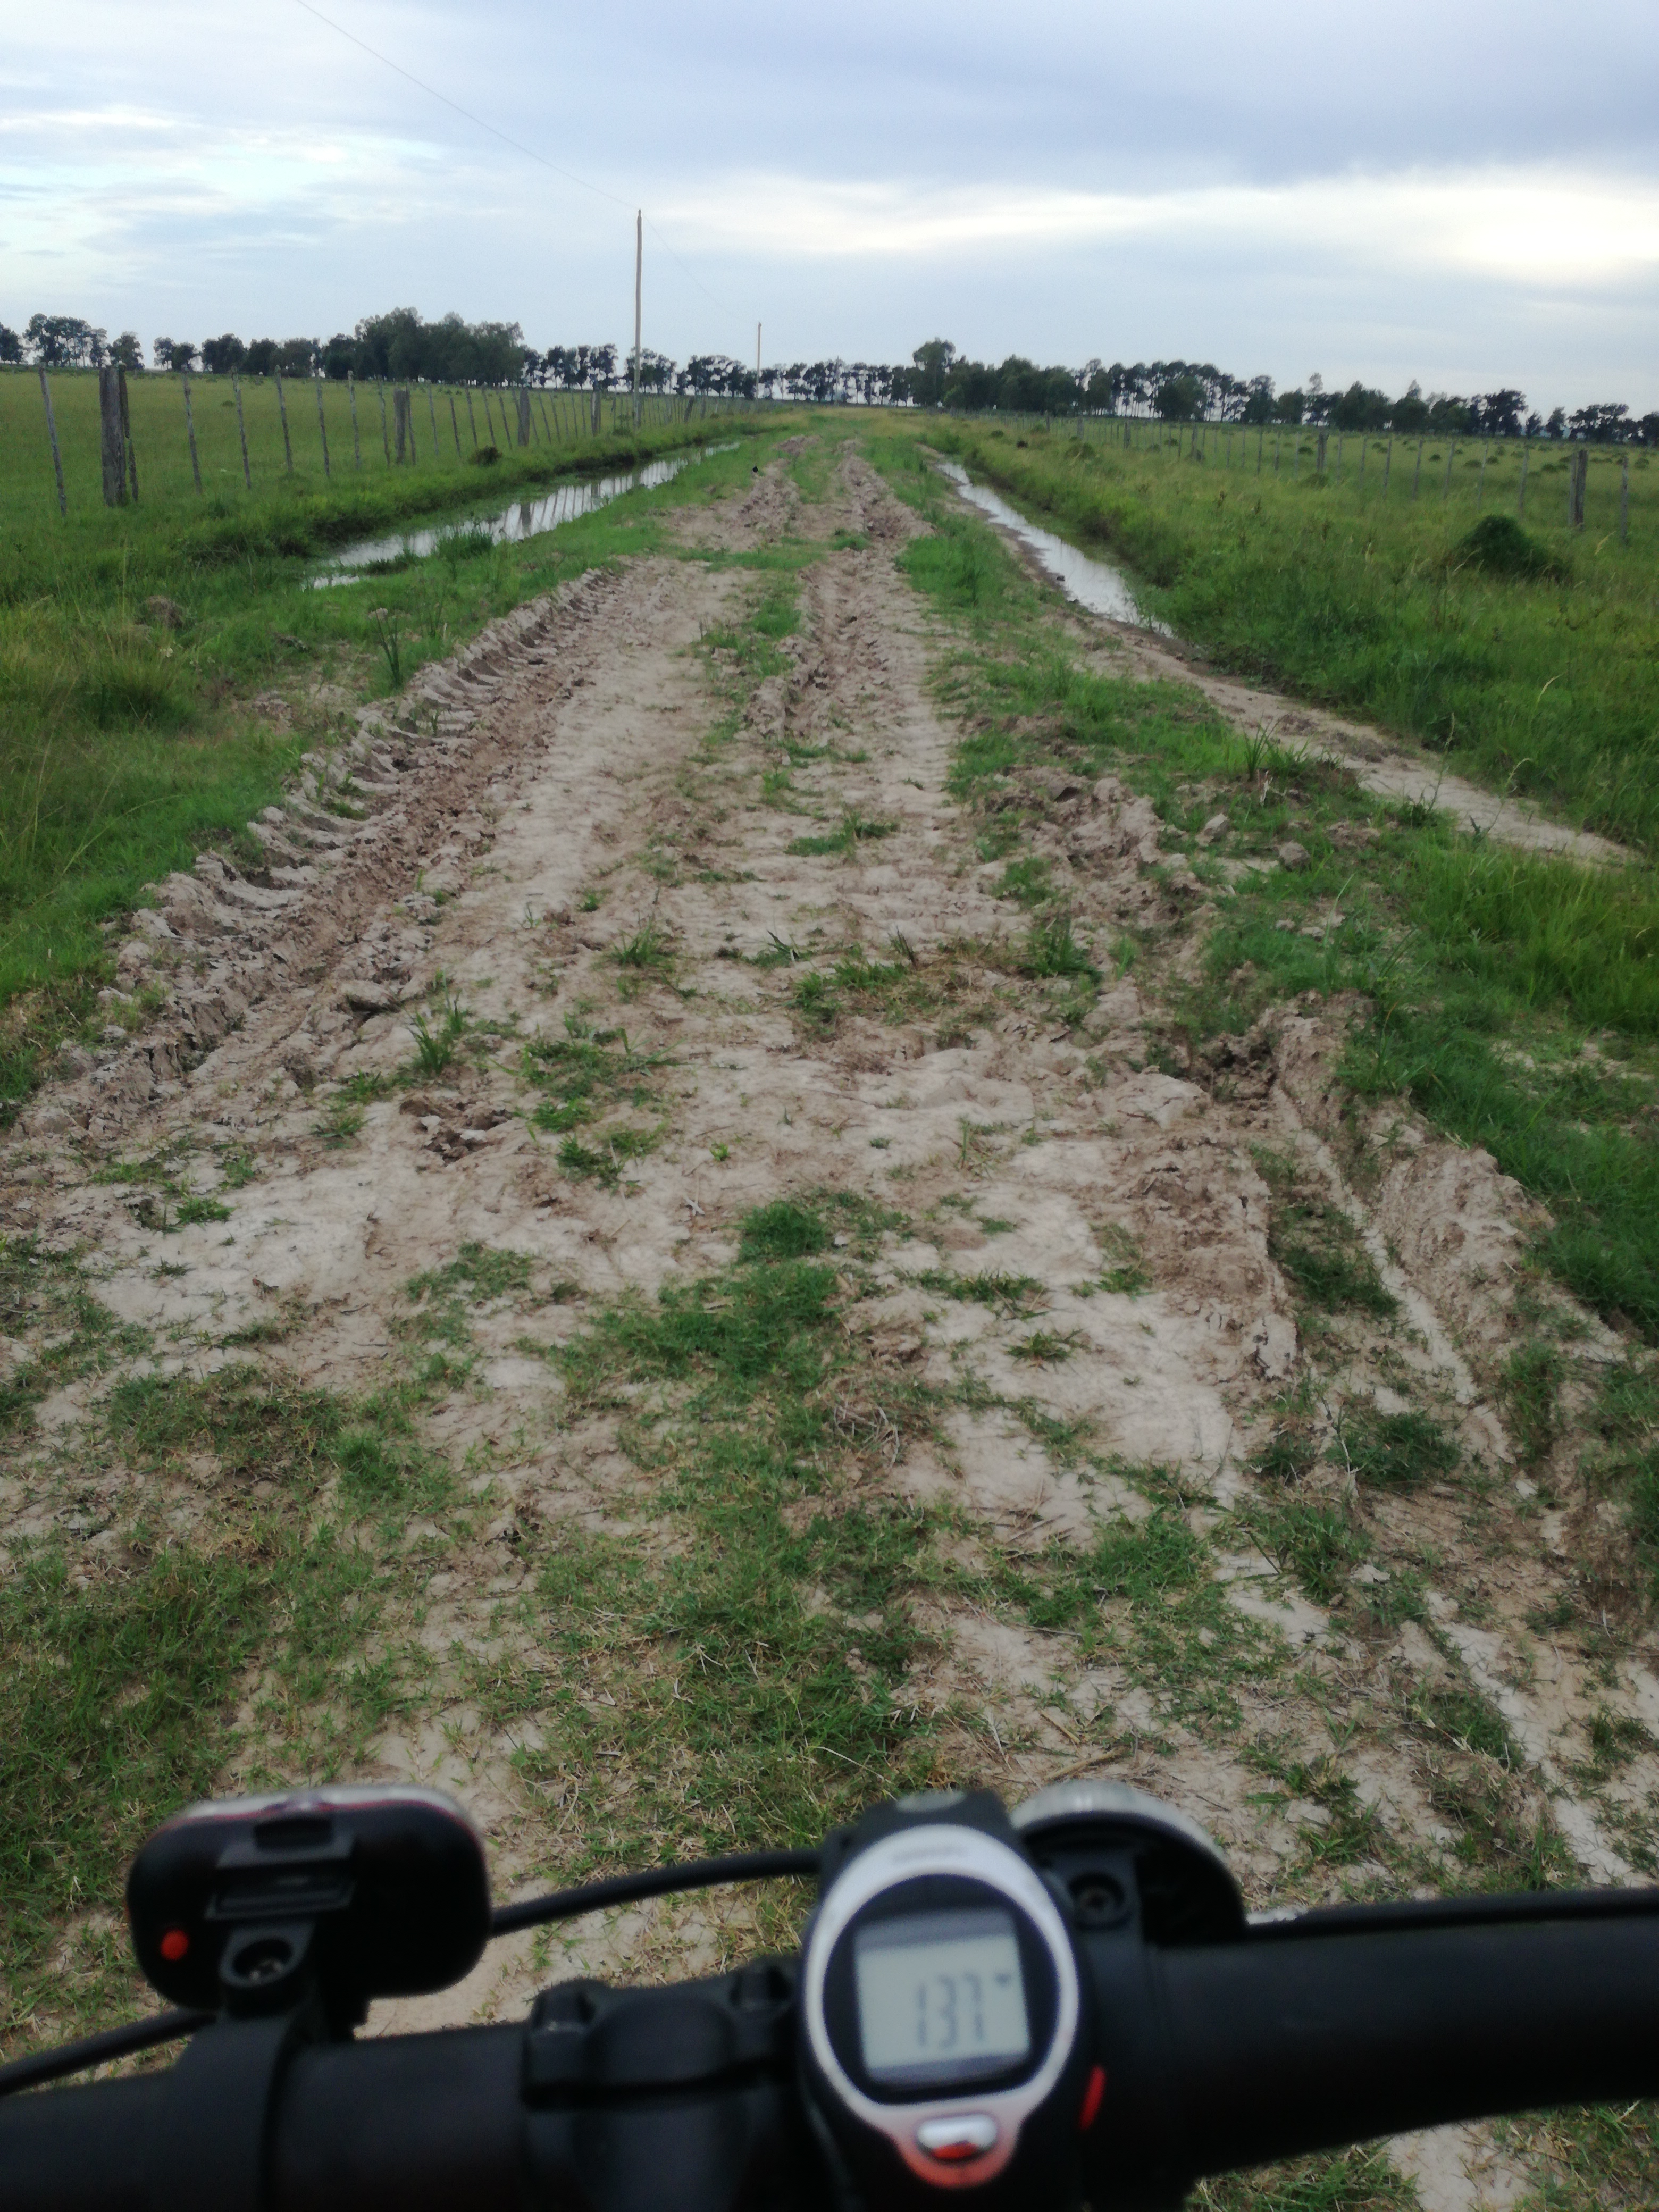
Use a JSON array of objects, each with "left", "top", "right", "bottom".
[
  {"left": 6, "top": 365, "right": 762, "bottom": 522},
  {"left": 979, "top": 408, "right": 1644, "bottom": 543}
]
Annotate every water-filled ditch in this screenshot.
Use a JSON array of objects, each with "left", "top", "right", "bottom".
[
  {"left": 309, "top": 444, "right": 735, "bottom": 586},
  {"left": 937, "top": 459, "right": 1167, "bottom": 631}
]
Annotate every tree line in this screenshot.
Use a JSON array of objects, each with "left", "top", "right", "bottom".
[
  {"left": 903, "top": 342, "right": 1657, "bottom": 444},
  {"left": 5, "top": 308, "right": 1652, "bottom": 442}
]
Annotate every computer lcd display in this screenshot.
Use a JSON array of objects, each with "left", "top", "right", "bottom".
[{"left": 853, "top": 1908, "right": 1030, "bottom": 2085}]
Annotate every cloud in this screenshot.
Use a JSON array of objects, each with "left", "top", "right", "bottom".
[{"left": 665, "top": 167, "right": 1659, "bottom": 289}]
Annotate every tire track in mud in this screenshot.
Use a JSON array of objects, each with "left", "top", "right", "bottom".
[{"left": 3, "top": 441, "right": 1654, "bottom": 2203}]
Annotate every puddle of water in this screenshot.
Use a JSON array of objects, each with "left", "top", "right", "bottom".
[
  {"left": 937, "top": 459, "right": 1168, "bottom": 632},
  {"left": 310, "top": 443, "right": 735, "bottom": 585}
]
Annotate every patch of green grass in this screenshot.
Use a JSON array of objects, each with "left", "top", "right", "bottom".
[
  {"left": 1195, "top": 2144, "right": 1418, "bottom": 2211},
  {"left": 739, "top": 1198, "right": 832, "bottom": 1262},
  {"left": 1340, "top": 1406, "right": 1460, "bottom": 1493},
  {"left": 1414, "top": 1684, "right": 1517, "bottom": 1766},
  {"left": 407, "top": 1242, "right": 535, "bottom": 1308},
  {"left": 1253, "top": 1151, "right": 1397, "bottom": 1319},
  {"left": 489, "top": 1233, "right": 940, "bottom": 1870},
  {"left": 1249, "top": 1496, "right": 1371, "bottom": 1605},
  {"left": 408, "top": 995, "right": 470, "bottom": 1077},
  {"left": 1501, "top": 1343, "right": 1564, "bottom": 1468},
  {"left": 1010, "top": 1327, "right": 1082, "bottom": 1363},
  {"left": 314, "top": 1097, "right": 365, "bottom": 1148},
  {"left": 610, "top": 918, "right": 674, "bottom": 973},
  {"left": 909, "top": 1267, "right": 1047, "bottom": 1316},
  {"left": 0, "top": 1235, "right": 147, "bottom": 1434},
  {"left": 556, "top": 1122, "right": 663, "bottom": 1188},
  {"left": 1499, "top": 2099, "right": 1659, "bottom": 2212},
  {"left": 786, "top": 808, "right": 898, "bottom": 859}
]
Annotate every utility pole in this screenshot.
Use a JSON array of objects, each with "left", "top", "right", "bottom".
[{"left": 632, "top": 209, "right": 643, "bottom": 429}]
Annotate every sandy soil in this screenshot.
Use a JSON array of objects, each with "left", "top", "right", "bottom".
[{"left": 3, "top": 439, "right": 1653, "bottom": 2205}]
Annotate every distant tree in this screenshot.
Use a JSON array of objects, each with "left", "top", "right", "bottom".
[
  {"left": 200, "top": 333, "right": 246, "bottom": 374},
  {"left": 27, "top": 313, "right": 98, "bottom": 365},
  {"left": 1155, "top": 371, "right": 1205, "bottom": 420},
  {"left": 1423, "top": 392, "right": 1469, "bottom": 433},
  {"left": 320, "top": 333, "right": 355, "bottom": 379},
  {"left": 1476, "top": 389, "right": 1526, "bottom": 437},
  {"left": 1239, "top": 374, "right": 1276, "bottom": 423},
  {"left": 636, "top": 347, "right": 674, "bottom": 393},
  {"left": 0, "top": 324, "right": 21, "bottom": 364},
  {"left": 1570, "top": 401, "right": 1629, "bottom": 442},
  {"left": 1639, "top": 413, "right": 1659, "bottom": 448},
  {"left": 1391, "top": 381, "right": 1428, "bottom": 433},
  {"left": 275, "top": 337, "right": 316, "bottom": 376},
  {"left": 1523, "top": 412, "right": 1543, "bottom": 438},
  {"left": 1273, "top": 389, "right": 1305, "bottom": 423},
  {"left": 1330, "top": 381, "right": 1389, "bottom": 431},
  {"left": 110, "top": 331, "right": 144, "bottom": 371},
  {"left": 1544, "top": 406, "right": 1565, "bottom": 438},
  {"left": 910, "top": 338, "right": 957, "bottom": 408},
  {"left": 153, "top": 337, "right": 199, "bottom": 371},
  {"left": 1303, "top": 373, "right": 1329, "bottom": 424}
]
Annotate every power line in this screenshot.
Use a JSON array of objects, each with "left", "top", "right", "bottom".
[{"left": 289, "top": 0, "right": 740, "bottom": 324}]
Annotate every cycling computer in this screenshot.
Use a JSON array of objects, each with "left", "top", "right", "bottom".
[{"left": 801, "top": 1791, "right": 1087, "bottom": 2199}]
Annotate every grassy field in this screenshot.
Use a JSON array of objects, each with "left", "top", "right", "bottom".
[
  {"left": 3, "top": 365, "right": 694, "bottom": 526},
  {"left": 932, "top": 416, "right": 1659, "bottom": 854},
  {"left": 0, "top": 368, "right": 772, "bottom": 1112}
]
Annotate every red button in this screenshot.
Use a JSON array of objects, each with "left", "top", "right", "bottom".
[
  {"left": 160, "top": 1928, "right": 190, "bottom": 1963},
  {"left": 916, "top": 2114, "right": 999, "bottom": 2163}
]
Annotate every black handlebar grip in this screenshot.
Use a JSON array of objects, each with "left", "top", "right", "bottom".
[
  {"left": 1153, "top": 1918, "right": 1659, "bottom": 2184},
  {"left": 0, "top": 2075, "right": 162, "bottom": 2212},
  {"left": 269, "top": 2025, "right": 527, "bottom": 2211}
]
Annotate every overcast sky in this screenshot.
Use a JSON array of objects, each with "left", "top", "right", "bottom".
[{"left": 4, "top": 0, "right": 1656, "bottom": 409}]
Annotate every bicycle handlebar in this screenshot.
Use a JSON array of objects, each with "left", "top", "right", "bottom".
[{"left": 7, "top": 1906, "right": 1659, "bottom": 2212}]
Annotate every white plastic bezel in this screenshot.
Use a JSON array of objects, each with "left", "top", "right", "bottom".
[{"left": 802, "top": 1824, "right": 1080, "bottom": 2189}]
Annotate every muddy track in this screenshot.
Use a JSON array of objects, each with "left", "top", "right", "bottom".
[{"left": 3, "top": 440, "right": 1654, "bottom": 2203}]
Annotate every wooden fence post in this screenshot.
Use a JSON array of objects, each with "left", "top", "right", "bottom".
[
  {"left": 406, "top": 387, "right": 418, "bottom": 463},
  {"left": 233, "top": 376, "right": 251, "bottom": 488},
  {"left": 276, "top": 375, "right": 294, "bottom": 472},
  {"left": 592, "top": 386, "right": 602, "bottom": 437},
  {"left": 517, "top": 387, "right": 532, "bottom": 446},
  {"left": 38, "top": 369, "right": 68, "bottom": 517},
  {"left": 1382, "top": 435, "right": 1393, "bottom": 498},
  {"left": 1273, "top": 429, "right": 1280, "bottom": 474},
  {"left": 1442, "top": 438, "right": 1456, "bottom": 498},
  {"left": 427, "top": 383, "right": 440, "bottom": 456},
  {"left": 1620, "top": 454, "right": 1630, "bottom": 543},
  {"left": 1256, "top": 424, "right": 1263, "bottom": 473},
  {"left": 1358, "top": 434, "right": 1367, "bottom": 485},
  {"left": 465, "top": 389, "right": 479, "bottom": 448},
  {"left": 1570, "top": 446, "right": 1588, "bottom": 530},
  {"left": 182, "top": 374, "right": 204, "bottom": 493},
  {"left": 393, "top": 387, "right": 410, "bottom": 463},
  {"left": 1334, "top": 432, "right": 1342, "bottom": 480},
  {"left": 348, "top": 374, "right": 362, "bottom": 468},
  {"left": 377, "top": 380, "right": 391, "bottom": 464},
  {"left": 98, "top": 365, "right": 127, "bottom": 506},
  {"left": 536, "top": 392, "right": 553, "bottom": 444},
  {"left": 1518, "top": 437, "right": 1529, "bottom": 520},
  {"left": 313, "top": 371, "right": 331, "bottom": 479},
  {"left": 449, "top": 391, "right": 463, "bottom": 455},
  {"left": 120, "top": 368, "right": 139, "bottom": 501}
]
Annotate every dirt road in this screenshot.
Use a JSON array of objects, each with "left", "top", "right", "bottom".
[{"left": 4, "top": 438, "right": 1654, "bottom": 2203}]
